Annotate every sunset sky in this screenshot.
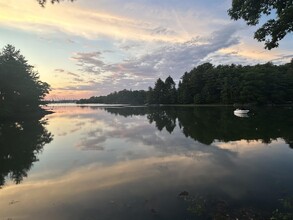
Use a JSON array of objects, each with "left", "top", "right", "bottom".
[{"left": 1, "top": 0, "right": 292, "bottom": 100}]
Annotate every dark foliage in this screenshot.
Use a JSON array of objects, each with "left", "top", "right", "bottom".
[
  {"left": 37, "top": 0, "right": 75, "bottom": 7},
  {"left": 228, "top": 0, "right": 293, "bottom": 49},
  {"left": 177, "top": 61, "right": 293, "bottom": 105},
  {"left": 147, "top": 76, "right": 177, "bottom": 104},
  {"left": 0, "top": 45, "right": 50, "bottom": 117},
  {"left": 77, "top": 89, "right": 147, "bottom": 105}
]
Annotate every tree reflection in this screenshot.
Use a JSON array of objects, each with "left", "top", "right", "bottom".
[
  {"left": 104, "top": 106, "right": 293, "bottom": 147},
  {"left": 0, "top": 117, "right": 53, "bottom": 187},
  {"left": 147, "top": 108, "right": 177, "bottom": 133}
]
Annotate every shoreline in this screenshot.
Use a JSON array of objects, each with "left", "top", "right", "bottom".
[
  {"left": 45, "top": 102, "right": 293, "bottom": 108},
  {"left": 0, "top": 108, "right": 54, "bottom": 120}
]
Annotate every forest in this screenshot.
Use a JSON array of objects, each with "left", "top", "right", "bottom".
[
  {"left": 77, "top": 61, "right": 293, "bottom": 105},
  {"left": 78, "top": 89, "right": 147, "bottom": 105}
]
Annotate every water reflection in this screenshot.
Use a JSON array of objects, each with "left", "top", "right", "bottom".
[
  {"left": 105, "top": 106, "right": 293, "bottom": 146},
  {"left": 0, "top": 116, "right": 53, "bottom": 187},
  {"left": 1, "top": 105, "right": 293, "bottom": 219}
]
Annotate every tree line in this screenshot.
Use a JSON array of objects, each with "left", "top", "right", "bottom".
[
  {"left": 77, "top": 89, "right": 147, "bottom": 105},
  {"left": 78, "top": 61, "right": 293, "bottom": 105}
]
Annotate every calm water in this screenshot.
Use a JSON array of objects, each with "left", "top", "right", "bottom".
[{"left": 1, "top": 105, "right": 293, "bottom": 219}]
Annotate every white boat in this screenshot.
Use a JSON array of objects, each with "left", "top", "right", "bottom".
[
  {"left": 234, "top": 109, "right": 249, "bottom": 114},
  {"left": 234, "top": 112, "right": 249, "bottom": 118}
]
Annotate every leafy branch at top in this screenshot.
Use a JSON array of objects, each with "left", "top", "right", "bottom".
[
  {"left": 37, "top": 0, "right": 75, "bottom": 7},
  {"left": 228, "top": 0, "right": 293, "bottom": 50}
]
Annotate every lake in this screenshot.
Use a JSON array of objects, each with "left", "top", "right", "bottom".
[{"left": 1, "top": 105, "right": 293, "bottom": 219}]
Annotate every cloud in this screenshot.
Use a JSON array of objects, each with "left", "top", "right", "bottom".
[
  {"left": 2, "top": 0, "right": 291, "bottom": 101},
  {"left": 56, "top": 83, "right": 99, "bottom": 91},
  {"left": 51, "top": 23, "right": 251, "bottom": 97},
  {"left": 70, "top": 24, "right": 241, "bottom": 93},
  {"left": 72, "top": 78, "right": 84, "bottom": 82},
  {"left": 0, "top": 0, "right": 201, "bottom": 43},
  {"left": 66, "top": 38, "right": 76, "bottom": 44},
  {"left": 0, "top": 154, "right": 230, "bottom": 220},
  {"left": 205, "top": 50, "right": 293, "bottom": 66},
  {"left": 50, "top": 106, "right": 237, "bottom": 167},
  {"left": 54, "top": 69, "right": 80, "bottom": 77},
  {"left": 120, "top": 25, "right": 239, "bottom": 78},
  {"left": 54, "top": 68, "right": 65, "bottom": 72},
  {"left": 270, "top": 54, "right": 293, "bottom": 65},
  {"left": 150, "top": 26, "right": 177, "bottom": 36},
  {"left": 67, "top": 72, "right": 80, "bottom": 77},
  {"left": 71, "top": 52, "right": 105, "bottom": 74},
  {"left": 202, "top": 51, "right": 254, "bottom": 66},
  {"left": 76, "top": 136, "right": 106, "bottom": 151},
  {"left": 116, "top": 41, "right": 143, "bottom": 51}
]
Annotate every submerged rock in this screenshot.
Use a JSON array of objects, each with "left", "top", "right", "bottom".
[{"left": 178, "top": 191, "right": 189, "bottom": 197}]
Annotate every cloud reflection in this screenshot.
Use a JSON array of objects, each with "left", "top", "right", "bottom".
[
  {"left": 0, "top": 155, "right": 235, "bottom": 219},
  {"left": 2, "top": 105, "right": 293, "bottom": 219}
]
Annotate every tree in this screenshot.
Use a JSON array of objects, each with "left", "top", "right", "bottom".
[
  {"left": 164, "top": 76, "right": 177, "bottom": 104},
  {"left": 0, "top": 45, "right": 50, "bottom": 116},
  {"left": 153, "top": 78, "right": 166, "bottom": 104},
  {"left": 228, "top": 0, "right": 293, "bottom": 49},
  {"left": 177, "top": 72, "right": 193, "bottom": 104},
  {"left": 37, "top": 0, "right": 75, "bottom": 7}
]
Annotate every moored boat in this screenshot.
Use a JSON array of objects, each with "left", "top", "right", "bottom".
[{"left": 234, "top": 109, "right": 249, "bottom": 114}]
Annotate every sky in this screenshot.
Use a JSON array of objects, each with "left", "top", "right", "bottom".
[{"left": 0, "top": 0, "right": 292, "bottom": 100}]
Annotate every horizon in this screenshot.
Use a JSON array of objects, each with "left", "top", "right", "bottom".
[{"left": 1, "top": 0, "right": 293, "bottom": 100}]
